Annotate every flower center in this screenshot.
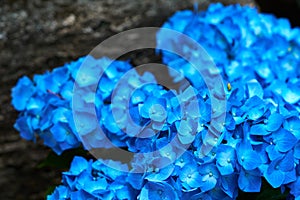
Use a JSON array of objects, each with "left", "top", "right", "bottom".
[
  {"left": 227, "top": 83, "right": 232, "bottom": 91},
  {"left": 157, "top": 189, "right": 163, "bottom": 195}
]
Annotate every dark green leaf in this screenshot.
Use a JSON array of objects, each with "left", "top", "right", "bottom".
[{"left": 37, "top": 146, "right": 87, "bottom": 170}]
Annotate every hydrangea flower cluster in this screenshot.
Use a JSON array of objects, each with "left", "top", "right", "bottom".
[
  {"left": 12, "top": 3, "right": 300, "bottom": 200},
  {"left": 12, "top": 61, "right": 83, "bottom": 155},
  {"left": 12, "top": 54, "right": 212, "bottom": 157},
  {"left": 156, "top": 3, "right": 300, "bottom": 199},
  {"left": 12, "top": 57, "right": 135, "bottom": 154}
]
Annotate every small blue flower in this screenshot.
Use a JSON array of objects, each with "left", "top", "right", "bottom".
[
  {"left": 241, "top": 96, "right": 266, "bottom": 121},
  {"left": 50, "top": 123, "right": 79, "bottom": 151},
  {"left": 236, "top": 141, "right": 262, "bottom": 171},
  {"left": 12, "top": 76, "right": 35, "bottom": 111},
  {"left": 284, "top": 116, "right": 300, "bottom": 139},
  {"left": 264, "top": 151, "right": 295, "bottom": 188},
  {"left": 176, "top": 119, "right": 197, "bottom": 145},
  {"left": 264, "top": 128, "right": 297, "bottom": 159},
  {"left": 145, "top": 160, "right": 174, "bottom": 182},
  {"left": 14, "top": 115, "right": 34, "bottom": 141},
  {"left": 139, "top": 181, "right": 179, "bottom": 200},
  {"left": 179, "top": 162, "right": 202, "bottom": 190},
  {"left": 198, "top": 162, "right": 220, "bottom": 192},
  {"left": 265, "top": 113, "right": 284, "bottom": 132},
  {"left": 216, "top": 144, "right": 236, "bottom": 175},
  {"left": 175, "top": 151, "right": 194, "bottom": 168},
  {"left": 238, "top": 168, "right": 261, "bottom": 192},
  {"left": 64, "top": 156, "right": 89, "bottom": 176},
  {"left": 75, "top": 56, "right": 101, "bottom": 88}
]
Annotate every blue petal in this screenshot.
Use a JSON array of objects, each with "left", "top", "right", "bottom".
[
  {"left": 238, "top": 169, "right": 261, "bottom": 192},
  {"left": 289, "top": 177, "right": 300, "bottom": 198},
  {"left": 52, "top": 108, "right": 70, "bottom": 124},
  {"left": 115, "top": 185, "right": 136, "bottom": 200},
  {"left": 266, "top": 113, "right": 284, "bottom": 132},
  {"left": 127, "top": 171, "right": 144, "bottom": 190},
  {"left": 294, "top": 142, "right": 300, "bottom": 159},
  {"left": 52, "top": 66, "right": 69, "bottom": 85},
  {"left": 225, "top": 114, "right": 236, "bottom": 131},
  {"left": 266, "top": 145, "right": 283, "bottom": 161},
  {"left": 240, "top": 150, "right": 261, "bottom": 170},
  {"left": 83, "top": 177, "right": 107, "bottom": 194},
  {"left": 247, "top": 79, "right": 264, "bottom": 99},
  {"left": 216, "top": 145, "right": 236, "bottom": 175},
  {"left": 149, "top": 104, "right": 167, "bottom": 122},
  {"left": 60, "top": 81, "right": 74, "bottom": 101},
  {"left": 264, "top": 160, "right": 285, "bottom": 188},
  {"left": 40, "top": 131, "right": 60, "bottom": 154},
  {"left": 279, "top": 150, "right": 294, "bottom": 172},
  {"left": 50, "top": 123, "right": 67, "bottom": 142},
  {"left": 178, "top": 133, "right": 195, "bottom": 145},
  {"left": 237, "top": 142, "right": 262, "bottom": 170},
  {"left": 273, "top": 129, "right": 297, "bottom": 152},
  {"left": 47, "top": 185, "right": 70, "bottom": 200},
  {"left": 221, "top": 174, "right": 239, "bottom": 198},
  {"left": 199, "top": 164, "right": 219, "bottom": 192},
  {"left": 179, "top": 163, "right": 202, "bottom": 188},
  {"left": 12, "top": 76, "right": 35, "bottom": 111},
  {"left": 131, "top": 89, "right": 146, "bottom": 105},
  {"left": 141, "top": 182, "right": 178, "bottom": 200},
  {"left": 75, "top": 56, "right": 102, "bottom": 88},
  {"left": 66, "top": 156, "right": 88, "bottom": 176},
  {"left": 247, "top": 107, "right": 265, "bottom": 121},
  {"left": 14, "top": 116, "right": 34, "bottom": 141},
  {"left": 26, "top": 97, "right": 45, "bottom": 115},
  {"left": 146, "top": 163, "right": 174, "bottom": 182},
  {"left": 255, "top": 61, "right": 274, "bottom": 80},
  {"left": 200, "top": 174, "right": 218, "bottom": 192},
  {"left": 282, "top": 85, "right": 300, "bottom": 104},
  {"left": 73, "top": 112, "right": 98, "bottom": 135},
  {"left": 250, "top": 124, "right": 269, "bottom": 136},
  {"left": 283, "top": 169, "right": 296, "bottom": 184},
  {"left": 285, "top": 117, "right": 300, "bottom": 139}
]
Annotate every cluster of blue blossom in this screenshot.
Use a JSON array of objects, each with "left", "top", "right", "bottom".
[
  {"left": 12, "top": 61, "right": 82, "bottom": 155},
  {"left": 157, "top": 3, "right": 300, "bottom": 199},
  {"left": 12, "top": 3, "right": 300, "bottom": 200},
  {"left": 12, "top": 57, "right": 135, "bottom": 154},
  {"left": 47, "top": 155, "right": 232, "bottom": 200}
]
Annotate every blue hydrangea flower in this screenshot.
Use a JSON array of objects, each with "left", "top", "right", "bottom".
[
  {"left": 13, "top": 3, "right": 300, "bottom": 199},
  {"left": 139, "top": 181, "right": 179, "bottom": 200},
  {"left": 263, "top": 151, "right": 295, "bottom": 188},
  {"left": 12, "top": 76, "right": 36, "bottom": 111},
  {"left": 216, "top": 144, "right": 236, "bottom": 175},
  {"left": 238, "top": 168, "right": 261, "bottom": 192},
  {"left": 179, "top": 162, "right": 202, "bottom": 190}
]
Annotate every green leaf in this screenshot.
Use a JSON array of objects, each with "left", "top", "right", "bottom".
[
  {"left": 37, "top": 146, "right": 88, "bottom": 170},
  {"left": 45, "top": 185, "right": 57, "bottom": 198},
  {"left": 237, "top": 179, "right": 289, "bottom": 200}
]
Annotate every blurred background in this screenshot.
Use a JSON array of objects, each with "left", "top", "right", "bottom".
[{"left": 0, "top": 0, "right": 299, "bottom": 199}]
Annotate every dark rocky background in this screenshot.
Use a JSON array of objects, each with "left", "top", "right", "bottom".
[{"left": 0, "top": 0, "right": 299, "bottom": 199}]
